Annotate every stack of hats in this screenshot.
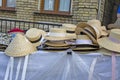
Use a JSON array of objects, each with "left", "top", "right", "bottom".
[
  {"left": 25, "top": 28, "right": 46, "bottom": 49},
  {"left": 70, "top": 19, "right": 108, "bottom": 51},
  {"left": 38, "top": 28, "right": 76, "bottom": 50}
]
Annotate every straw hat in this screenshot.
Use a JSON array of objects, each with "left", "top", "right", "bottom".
[
  {"left": 87, "top": 19, "right": 108, "bottom": 37},
  {"left": 67, "top": 35, "right": 99, "bottom": 51},
  {"left": 25, "top": 28, "right": 46, "bottom": 47},
  {"left": 5, "top": 34, "right": 36, "bottom": 57},
  {"left": 45, "top": 41, "right": 69, "bottom": 47},
  {"left": 75, "top": 22, "right": 98, "bottom": 44},
  {"left": 62, "top": 23, "right": 76, "bottom": 32},
  {"left": 98, "top": 29, "right": 120, "bottom": 53},
  {"left": 98, "top": 48, "right": 120, "bottom": 56},
  {"left": 45, "top": 28, "right": 76, "bottom": 41}
]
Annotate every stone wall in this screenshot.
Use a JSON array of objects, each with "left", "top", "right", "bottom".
[{"left": 0, "top": 0, "right": 103, "bottom": 25}]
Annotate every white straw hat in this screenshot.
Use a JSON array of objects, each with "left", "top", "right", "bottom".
[
  {"left": 45, "top": 28, "right": 76, "bottom": 41},
  {"left": 5, "top": 34, "right": 36, "bottom": 57},
  {"left": 98, "top": 29, "right": 120, "bottom": 53},
  {"left": 25, "top": 28, "right": 46, "bottom": 47}
]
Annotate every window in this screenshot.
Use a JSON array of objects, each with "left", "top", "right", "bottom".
[
  {"left": 41, "top": 0, "right": 71, "bottom": 15},
  {"left": 0, "top": 0, "right": 16, "bottom": 10}
]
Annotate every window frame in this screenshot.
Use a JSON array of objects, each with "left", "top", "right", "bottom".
[
  {"left": 0, "top": 0, "right": 15, "bottom": 11},
  {"left": 40, "top": 0, "right": 72, "bottom": 15}
]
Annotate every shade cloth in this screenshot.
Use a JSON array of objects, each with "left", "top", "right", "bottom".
[{"left": 0, "top": 50, "right": 120, "bottom": 80}]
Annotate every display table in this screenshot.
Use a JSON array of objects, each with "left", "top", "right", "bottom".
[{"left": 0, "top": 49, "right": 119, "bottom": 80}]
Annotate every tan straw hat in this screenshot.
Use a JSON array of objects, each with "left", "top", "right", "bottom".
[
  {"left": 87, "top": 19, "right": 108, "bottom": 37},
  {"left": 5, "top": 34, "right": 36, "bottom": 57},
  {"left": 25, "top": 28, "right": 46, "bottom": 47},
  {"left": 45, "top": 28, "right": 76, "bottom": 41},
  {"left": 75, "top": 22, "right": 98, "bottom": 44},
  {"left": 98, "top": 29, "right": 120, "bottom": 53},
  {"left": 66, "top": 35, "right": 99, "bottom": 51},
  {"left": 45, "top": 41, "right": 69, "bottom": 47}
]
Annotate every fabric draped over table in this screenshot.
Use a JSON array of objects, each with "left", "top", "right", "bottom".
[{"left": 0, "top": 50, "right": 120, "bottom": 80}]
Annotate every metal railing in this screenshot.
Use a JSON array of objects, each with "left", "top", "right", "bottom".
[{"left": 0, "top": 18, "right": 62, "bottom": 33}]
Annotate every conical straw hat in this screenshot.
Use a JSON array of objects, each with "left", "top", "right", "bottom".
[
  {"left": 5, "top": 34, "right": 36, "bottom": 57},
  {"left": 98, "top": 29, "right": 120, "bottom": 53},
  {"left": 25, "top": 28, "right": 46, "bottom": 47}
]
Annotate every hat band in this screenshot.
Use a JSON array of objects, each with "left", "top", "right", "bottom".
[
  {"left": 76, "top": 39, "right": 92, "bottom": 44},
  {"left": 109, "top": 36, "right": 120, "bottom": 44},
  {"left": 48, "top": 32, "right": 66, "bottom": 37},
  {"left": 84, "top": 29, "right": 96, "bottom": 39},
  {"left": 30, "top": 36, "right": 42, "bottom": 43},
  {"left": 66, "top": 30, "right": 75, "bottom": 33}
]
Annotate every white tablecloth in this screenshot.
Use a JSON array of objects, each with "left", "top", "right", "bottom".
[{"left": 0, "top": 50, "right": 120, "bottom": 80}]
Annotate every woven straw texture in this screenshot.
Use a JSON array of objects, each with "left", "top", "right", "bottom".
[{"left": 5, "top": 34, "right": 36, "bottom": 57}]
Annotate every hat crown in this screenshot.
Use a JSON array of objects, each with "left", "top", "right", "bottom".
[{"left": 25, "top": 28, "right": 43, "bottom": 41}]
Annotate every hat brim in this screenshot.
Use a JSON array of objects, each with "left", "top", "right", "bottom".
[
  {"left": 32, "top": 41, "right": 41, "bottom": 48},
  {"left": 45, "top": 41, "right": 69, "bottom": 47},
  {"left": 38, "top": 46, "right": 69, "bottom": 50},
  {"left": 45, "top": 33, "right": 76, "bottom": 41},
  {"left": 98, "top": 48, "right": 120, "bottom": 56},
  {"left": 72, "top": 47, "right": 99, "bottom": 51},
  {"left": 98, "top": 37, "right": 120, "bottom": 53}
]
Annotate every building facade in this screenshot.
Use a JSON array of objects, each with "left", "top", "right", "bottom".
[{"left": 0, "top": 0, "right": 118, "bottom": 26}]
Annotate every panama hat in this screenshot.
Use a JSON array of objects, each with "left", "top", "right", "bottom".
[
  {"left": 45, "top": 28, "right": 76, "bottom": 41},
  {"left": 75, "top": 22, "right": 98, "bottom": 44},
  {"left": 45, "top": 41, "right": 69, "bottom": 47},
  {"left": 98, "top": 29, "right": 120, "bottom": 53},
  {"left": 5, "top": 34, "right": 36, "bottom": 57},
  {"left": 25, "top": 28, "right": 46, "bottom": 47},
  {"left": 87, "top": 19, "right": 108, "bottom": 37}
]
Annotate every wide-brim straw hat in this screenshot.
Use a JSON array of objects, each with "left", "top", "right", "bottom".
[
  {"left": 45, "top": 28, "right": 76, "bottom": 41},
  {"left": 107, "top": 24, "right": 120, "bottom": 30},
  {"left": 45, "top": 41, "right": 69, "bottom": 47},
  {"left": 98, "top": 48, "right": 120, "bottom": 56},
  {"left": 87, "top": 19, "right": 108, "bottom": 37},
  {"left": 25, "top": 28, "right": 46, "bottom": 47},
  {"left": 5, "top": 34, "right": 36, "bottom": 57},
  {"left": 98, "top": 29, "right": 120, "bottom": 53}
]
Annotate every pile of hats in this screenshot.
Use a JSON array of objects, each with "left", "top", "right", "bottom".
[
  {"left": 37, "top": 25, "right": 77, "bottom": 50},
  {"left": 68, "top": 19, "right": 109, "bottom": 51},
  {"left": 4, "top": 28, "right": 46, "bottom": 57}
]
